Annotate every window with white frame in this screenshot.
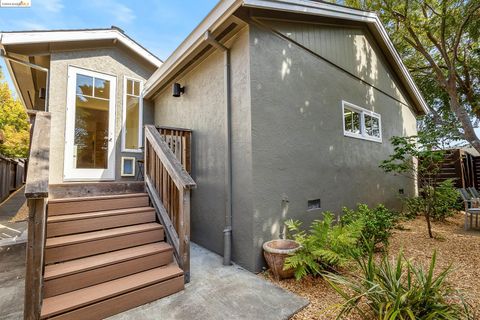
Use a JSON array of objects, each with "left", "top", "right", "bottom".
[
  {"left": 342, "top": 101, "right": 382, "bottom": 142},
  {"left": 122, "top": 77, "right": 143, "bottom": 152}
]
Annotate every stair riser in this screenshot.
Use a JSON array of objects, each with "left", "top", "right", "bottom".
[
  {"left": 44, "top": 251, "right": 173, "bottom": 298},
  {"left": 45, "top": 229, "right": 164, "bottom": 264},
  {"left": 48, "top": 196, "right": 150, "bottom": 215},
  {"left": 47, "top": 211, "right": 156, "bottom": 237},
  {"left": 44, "top": 276, "right": 184, "bottom": 320}
]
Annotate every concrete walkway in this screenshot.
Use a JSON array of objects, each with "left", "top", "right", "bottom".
[
  {"left": 0, "top": 244, "right": 25, "bottom": 320},
  {"left": 0, "top": 187, "right": 27, "bottom": 246},
  {"left": 110, "top": 244, "right": 308, "bottom": 320}
]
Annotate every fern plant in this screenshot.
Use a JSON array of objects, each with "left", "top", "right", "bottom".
[{"left": 284, "top": 212, "right": 363, "bottom": 280}]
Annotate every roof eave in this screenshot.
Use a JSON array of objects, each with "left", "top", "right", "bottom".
[{"left": 0, "top": 29, "right": 163, "bottom": 68}]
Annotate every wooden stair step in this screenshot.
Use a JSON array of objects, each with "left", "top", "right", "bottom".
[
  {"left": 45, "top": 223, "right": 164, "bottom": 264},
  {"left": 47, "top": 207, "right": 156, "bottom": 237},
  {"left": 48, "top": 193, "right": 150, "bottom": 216},
  {"left": 44, "top": 243, "right": 173, "bottom": 298},
  {"left": 41, "top": 263, "right": 184, "bottom": 319}
]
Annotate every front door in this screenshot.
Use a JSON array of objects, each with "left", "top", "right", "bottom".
[{"left": 64, "top": 66, "right": 116, "bottom": 181}]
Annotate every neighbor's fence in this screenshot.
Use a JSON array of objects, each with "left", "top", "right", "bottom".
[
  {"left": 419, "top": 149, "right": 480, "bottom": 190},
  {"left": 0, "top": 155, "right": 26, "bottom": 203}
]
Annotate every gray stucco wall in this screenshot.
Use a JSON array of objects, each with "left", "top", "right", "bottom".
[
  {"left": 249, "top": 24, "right": 417, "bottom": 271},
  {"left": 153, "top": 28, "right": 254, "bottom": 268},
  {"left": 48, "top": 47, "right": 156, "bottom": 184}
]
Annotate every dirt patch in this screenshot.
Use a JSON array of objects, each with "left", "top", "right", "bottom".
[
  {"left": 10, "top": 202, "right": 28, "bottom": 222},
  {"left": 262, "top": 213, "right": 480, "bottom": 319}
]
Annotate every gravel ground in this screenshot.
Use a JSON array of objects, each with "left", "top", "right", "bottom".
[{"left": 262, "top": 212, "right": 480, "bottom": 319}]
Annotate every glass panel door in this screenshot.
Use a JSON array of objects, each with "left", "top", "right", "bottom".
[{"left": 64, "top": 67, "right": 116, "bottom": 181}]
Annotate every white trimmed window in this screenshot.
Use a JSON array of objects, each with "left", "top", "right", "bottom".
[
  {"left": 342, "top": 101, "right": 382, "bottom": 142},
  {"left": 122, "top": 77, "right": 143, "bottom": 152}
]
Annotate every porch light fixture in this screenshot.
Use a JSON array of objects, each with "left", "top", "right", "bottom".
[{"left": 172, "top": 83, "right": 185, "bottom": 97}]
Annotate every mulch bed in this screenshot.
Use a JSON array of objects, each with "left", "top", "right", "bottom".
[{"left": 262, "top": 212, "right": 480, "bottom": 319}]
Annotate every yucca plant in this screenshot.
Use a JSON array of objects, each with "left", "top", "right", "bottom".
[
  {"left": 323, "top": 244, "right": 473, "bottom": 319},
  {"left": 284, "top": 212, "right": 363, "bottom": 280}
]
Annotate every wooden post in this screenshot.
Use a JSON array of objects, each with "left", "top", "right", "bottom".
[{"left": 24, "top": 198, "right": 47, "bottom": 320}]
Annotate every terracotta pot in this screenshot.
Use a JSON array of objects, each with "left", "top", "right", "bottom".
[{"left": 263, "top": 239, "right": 300, "bottom": 280}]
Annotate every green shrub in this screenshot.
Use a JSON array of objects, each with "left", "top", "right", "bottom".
[
  {"left": 403, "top": 179, "right": 459, "bottom": 221},
  {"left": 284, "top": 212, "right": 363, "bottom": 280},
  {"left": 324, "top": 246, "right": 472, "bottom": 320},
  {"left": 341, "top": 204, "right": 397, "bottom": 250}
]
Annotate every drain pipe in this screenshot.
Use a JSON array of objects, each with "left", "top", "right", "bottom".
[{"left": 204, "top": 31, "right": 233, "bottom": 266}]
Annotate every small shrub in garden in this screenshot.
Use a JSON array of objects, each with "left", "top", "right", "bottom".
[
  {"left": 403, "top": 179, "right": 459, "bottom": 222},
  {"left": 341, "top": 204, "right": 397, "bottom": 250},
  {"left": 284, "top": 212, "right": 363, "bottom": 280},
  {"left": 324, "top": 246, "right": 473, "bottom": 320}
]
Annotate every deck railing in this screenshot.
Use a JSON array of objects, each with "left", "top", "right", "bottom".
[
  {"left": 157, "top": 126, "right": 192, "bottom": 174},
  {"left": 144, "top": 125, "right": 196, "bottom": 281},
  {"left": 24, "top": 112, "right": 51, "bottom": 320}
]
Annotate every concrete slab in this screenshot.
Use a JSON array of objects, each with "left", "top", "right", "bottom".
[
  {"left": 0, "top": 244, "right": 25, "bottom": 320},
  {"left": 109, "top": 244, "right": 308, "bottom": 320},
  {"left": 0, "top": 187, "right": 27, "bottom": 246}
]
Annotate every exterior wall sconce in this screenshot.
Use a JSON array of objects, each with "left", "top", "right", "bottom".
[{"left": 172, "top": 83, "right": 185, "bottom": 97}]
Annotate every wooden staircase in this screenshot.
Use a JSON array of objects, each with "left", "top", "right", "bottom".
[{"left": 40, "top": 193, "right": 184, "bottom": 320}]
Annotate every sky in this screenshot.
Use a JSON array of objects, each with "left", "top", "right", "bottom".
[{"left": 0, "top": 0, "right": 219, "bottom": 96}]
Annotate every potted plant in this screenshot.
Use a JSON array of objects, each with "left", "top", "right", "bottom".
[{"left": 263, "top": 239, "right": 300, "bottom": 280}]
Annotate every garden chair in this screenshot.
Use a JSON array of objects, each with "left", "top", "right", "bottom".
[
  {"left": 468, "top": 187, "right": 480, "bottom": 199},
  {"left": 459, "top": 188, "right": 480, "bottom": 230}
]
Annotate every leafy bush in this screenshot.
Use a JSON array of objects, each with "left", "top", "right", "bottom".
[
  {"left": 404, "top": 179, "right": 459, "bottom": 221},
  {"left": 324, "top": 247, "right": 472, "bottom": 320},
  {"left": 284, "top": 212, "right": 363, "bottom": 280},
  {"left": 341, "top": 204, "right": 397, "bottom": 250}
]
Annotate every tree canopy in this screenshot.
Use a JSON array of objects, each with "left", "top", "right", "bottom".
[
  {"left": 0, "top": 68, "right": 30, "bottom": 158},
  {"left": 341, "top": 0, "right": 480, "bottom": 151}
]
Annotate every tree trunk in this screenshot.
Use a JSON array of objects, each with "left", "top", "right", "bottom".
[{"left": 447, "top": 85, "right": 480, "bottom": 153}]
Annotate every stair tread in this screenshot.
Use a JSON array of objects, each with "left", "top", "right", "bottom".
[
  {"left": 44, "top": 242, "right": 172, "bottom": 280},
  {"left": 48, "top": 207, "right": 155, "bottom": 222},
  {"left": 41, "top": 263, "right": 183, "bottom": 318},
  {"left": 46, "top": 223, "right": 163, "bottom": 248},
  {"left": 48, "top": 193, "right": 148, "bottom": 204}
]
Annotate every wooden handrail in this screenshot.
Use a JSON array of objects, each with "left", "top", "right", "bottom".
[
  {"left": 144, "top": 125, "right": 196, "bottom": 282},
  {"left": 24, "top": 111, "right": 51, "bottom": 320},
  {"left": 157, "top": 126, "right": 192, "bottom": 174}
]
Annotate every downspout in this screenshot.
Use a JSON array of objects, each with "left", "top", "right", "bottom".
[
  {"left": 204, "top": 31, "right": 233, "bottom": 266},
  {"left": 0, "top": 50, "right": 50, "bottom": 111}
]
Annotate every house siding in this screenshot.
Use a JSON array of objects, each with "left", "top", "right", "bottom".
[
  {"left": 249, "top": 23, "right": 417, "bottom": 271},
  {"left": 153, "top": 27, "right": 255, "bottom": 268},
  {"left": 47, "top": 47, "right": 156, "bottom": 184},
  {"left": 262, "top": 19, "right": 410, "bottom": 106}
]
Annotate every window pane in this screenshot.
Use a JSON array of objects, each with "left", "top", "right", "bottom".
[
  {"left": 133, "top": 81, "right": 140, "bottom": 96},
  {"left": 344, "top": 108, "right": 360, "bottom": 134},
  {"left": 127, "top": 79, "right": 134, "bottom": 95},
  {"left": 365, "top": 114, "right": 380, "bottom": 138},
  {"left": 94, "top": 78, "right": 110, "bottom": 99},
  {"left": 74, "top": 95, "right": 109, "bottom": 169},
  {"left": 76, "top": 74, "right": 93, "bottom": 96},
  {"left": 123, "top": 158, "right": 134, "bottom": 175},
  {"left": 125, "top": 95, "right": 140, "bottom": 149}
]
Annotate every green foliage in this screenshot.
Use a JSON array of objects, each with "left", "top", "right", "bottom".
[
  {"left": 324, "top": 246, "right": 473, "bottom": 320},
  {"left": 284, "top": 212, "right": 363, "bottom": 280},
  {"left": 380, "top": 129, "right": 453, "bottom": 238},
  {"left": 341, "top": 204, "right": 397, "bottom": 249},
  {"left": 404, "top": 179, "right": 460, "bottom": 221},
  {"left": 0, "top": 68, "right": 30, "bottom": 158}
]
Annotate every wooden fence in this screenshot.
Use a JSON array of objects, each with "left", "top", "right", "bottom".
[
  {"left": 0, "top": 155, "right": 26, "bottom": 203},
  {"left": 420, "top": 149, "right": 480, "bottom": 189}
]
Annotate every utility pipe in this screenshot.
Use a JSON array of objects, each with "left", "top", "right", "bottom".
[
  {"left": 0, "top": 51, "right": 50, "bottom": 111},
  {"left": 204, "top": 31, "right": 233, "bottom": 266}
]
